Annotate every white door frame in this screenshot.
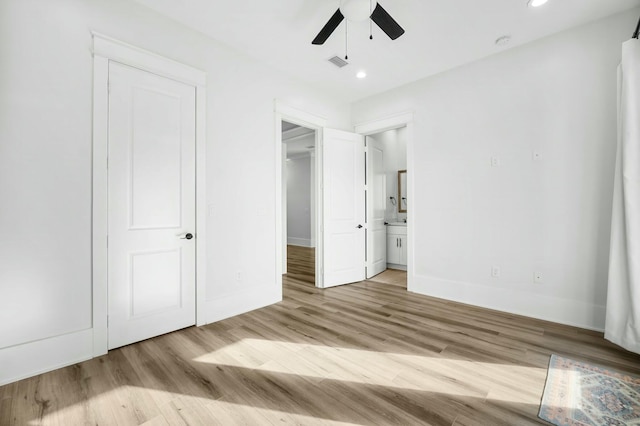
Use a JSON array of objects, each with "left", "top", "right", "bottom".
[
  {"left": 275, "top": 101, "right": 327, "bottom": 289},
  {"left": 355, "top": 112, "right": 414, "bottom": 289},
  {"left": 91, "top": 33, "right": 207, "bottom": 356}
]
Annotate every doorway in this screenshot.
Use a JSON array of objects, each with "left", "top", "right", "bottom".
[
  {"left": 365, "top": 126, "right": 408, "bottom": 288},
  {"left": 274, "top": 104, "right": 413, "bottom": 293},
  {"left": 356, "top": 113, "right": 414, "bottom": 290},
  {"left": 282, "top": 121, "right": 317, "bottom": 286},
  {"left": 274, "top": 103, "right": 326, "bottom": 291}
]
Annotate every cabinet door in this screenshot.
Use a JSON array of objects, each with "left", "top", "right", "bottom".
[
  {"left": 399, "top": 236, "right": 407, "bottom": 265},
  {"left": 387, "top": 235, "right": 401, "bottom": 264}
]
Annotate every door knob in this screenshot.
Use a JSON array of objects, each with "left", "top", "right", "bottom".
[
  {"left": 180, "top": 233, "right": 194, "bottom": 240},
  {"left": 356, "top": 224, "right": 363, "bottom": 229}
]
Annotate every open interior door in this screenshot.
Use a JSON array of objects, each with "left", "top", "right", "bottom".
[
  {"left": 366, "top": 136, "right": 387, "bottom": 278},
  {"left": 321, "top": 128, "right": 365, "bottom": 288}
]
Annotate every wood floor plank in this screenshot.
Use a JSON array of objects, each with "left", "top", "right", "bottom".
[{"left": 2, "top": 245, "right": 639, "bottom": 425}]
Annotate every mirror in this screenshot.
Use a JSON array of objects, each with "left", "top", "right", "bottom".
[{"left": 398, "top": 170, "right": 407, "bottom": 213}]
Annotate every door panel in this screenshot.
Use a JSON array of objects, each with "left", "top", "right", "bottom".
[
  {"left": 130, "top": 87, "right": 183, "bottom": 228},
  {"left": 322, "top": 128, "right": 365, "bottom": 288},
  {"left": 131, "top": 249, "right": 182, "bottom": 316},
  {"left": 366, "top": 137, "right": 387, "bottom": 278},
  {"left": 108, "top": 62, "right": 196, "bottom": 349}
]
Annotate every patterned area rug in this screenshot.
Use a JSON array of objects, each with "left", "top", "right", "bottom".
[{"left": 539, "top": 354, "right": 640, "bottom": 425}]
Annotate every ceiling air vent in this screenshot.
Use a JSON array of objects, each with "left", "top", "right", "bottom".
[{"left": 328, "top": 56, "right": 348, "bottom": 68}]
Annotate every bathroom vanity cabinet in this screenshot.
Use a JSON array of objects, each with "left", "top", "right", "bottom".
[{"left": 386, "top": 223, "right": 407, "bottom": 270}]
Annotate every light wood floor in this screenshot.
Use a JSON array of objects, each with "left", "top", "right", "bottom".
[{"left": 2, "top": 248, "right": 639, "bottom": 425}]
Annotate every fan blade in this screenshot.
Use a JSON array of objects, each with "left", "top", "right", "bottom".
[
  {"left": 371, "top": 3, "right": 405, "bottom": 40},
  {"left": 312, "top": 9, "right": 344, "bottom": 45}
]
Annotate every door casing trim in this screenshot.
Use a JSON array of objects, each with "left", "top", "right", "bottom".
[
  {"left": 92, "top": 33, "right": 207, "bottom": 356},
  {"left": 355, "top": 112, "right": 414, "bottom": 290},
  {"left": 274, "top": 101, "right": 326, "bottom": 290}
]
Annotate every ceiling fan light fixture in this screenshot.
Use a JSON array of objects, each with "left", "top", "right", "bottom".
[
  {"left": 340, "top": 0, "right": 377, "bottom": 22},
  {"left": 527, "top": 0, "right": 549, "bottom": 7},
  {"left": 312, "top": 1, "right": 404, "bottom": 45}
]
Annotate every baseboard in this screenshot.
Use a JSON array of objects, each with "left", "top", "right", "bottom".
[
  {"left": 409, "top": 275, "right": 606, "bottom": 332},
  {"left": 204, "top": 287, "right": 281, "bottom": 325},
  {"left": 0, "top": 286, "right": 282, "bottom": 386},
  {"left": 287, "top": 237, "right": 313, "bottom": 247},
  {"left": 387, "top": 263, "right": 407, "bottom": 271},
  {"left": 0, "top": 329, "right": 94, "bottom": 386}
]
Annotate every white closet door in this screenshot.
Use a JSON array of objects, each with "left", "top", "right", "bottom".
[{"left": 107, "top": 62, "right": 196, "bottom": 349}]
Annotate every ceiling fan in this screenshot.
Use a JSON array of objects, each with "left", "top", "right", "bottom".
[{"left": 312, "top": 0, "right": 405, "bottom": 45}]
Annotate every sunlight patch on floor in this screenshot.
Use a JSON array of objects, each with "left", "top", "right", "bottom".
[
  {"left": 547, "top": 368, "right": 583, "bottom": 410},
  {"left": 193, "top": 338, "right": 547, "bottom": 404}
]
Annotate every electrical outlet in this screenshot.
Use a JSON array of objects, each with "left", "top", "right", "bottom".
[
  {"left": 534, "top": 271, "right": 543, "bottom": 283},
  {"left": 236, "top": 271, "right": 242, "bottom": 281},
  {"left": 491, "top": 156, "right": 501, "bottom": 167},
  {"left": 491, "top": 266, "right": 501, "bottom": 278}
]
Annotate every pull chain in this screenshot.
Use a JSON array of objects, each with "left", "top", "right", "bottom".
[
  {"left": 369, "top": 0, "right": 373, "bottom": 40},
  {"left": 345, "top": 20, "right": 349, "bottom": 60}
]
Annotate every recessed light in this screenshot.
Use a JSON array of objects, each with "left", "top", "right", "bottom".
[
  {"left": 528, "top": 0, "right": 549, "bottom": 7},
  {"left": 356, "top": 71, "right": 367, "bottom": 79}
]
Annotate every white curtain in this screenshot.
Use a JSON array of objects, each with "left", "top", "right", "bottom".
[{"left": 605, "top": 38, "right": 640, "bottom": 355}]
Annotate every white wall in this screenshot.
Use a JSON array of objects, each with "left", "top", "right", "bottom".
[
  {"left": 286, "top": 155, "right": 313, "bottom": 247},
  {"left": 352, "top": 10, "right": 640, "bottom": 331},
  {"left": 0, "top": 0, "right": 350, "bottom": 385}
]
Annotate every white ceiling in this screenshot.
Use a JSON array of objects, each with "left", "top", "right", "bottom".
[{"left": 131, "top": 0, "right": 640, "bottom": 102}]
